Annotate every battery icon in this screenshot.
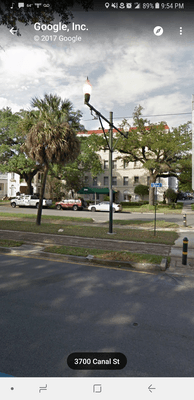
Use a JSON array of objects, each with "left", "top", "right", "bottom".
[{"left": 155, "top": 2, "right": 160, "bottom": 8}]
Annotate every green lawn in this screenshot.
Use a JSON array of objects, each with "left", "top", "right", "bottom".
[
  {"left": 113, "top": 219, "right": 178, "bottom": 228},
  {"left": 44, "top": 244, "right": 170, "bottom": 265},
  {"left": 0, "top": 239, "right": 23, "bottom": 247},
  {"left": 0, "top": 219, "right": 178, "bottom": 245},
  {"left": 122, "top": 203, "right": 183, "bottom": 214},
  {"left": 0, "top": 212, "right": 93, "bottom": 223}
]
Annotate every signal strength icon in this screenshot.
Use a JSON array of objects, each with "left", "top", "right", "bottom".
[{"left": 134, "top": 2, "right": 141, "bottom": 8}]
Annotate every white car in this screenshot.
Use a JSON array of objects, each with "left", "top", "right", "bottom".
[{"left": 88, "top": 201, "right": 122, "bottom": 212}]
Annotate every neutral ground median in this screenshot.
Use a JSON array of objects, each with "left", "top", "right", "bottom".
[
  {"left": 0, "top": 215, "right": 178, "bottom": 245},
  {"left": 0, "top": 213, "right": 178, "bottom": 265}
]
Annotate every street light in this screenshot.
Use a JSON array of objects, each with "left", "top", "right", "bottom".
[
  {"left": 83, "top": 77, "right": 128, "bottom": 234},
  {"left": 83, "top": 77, "right": 92, "bottom": 104}
]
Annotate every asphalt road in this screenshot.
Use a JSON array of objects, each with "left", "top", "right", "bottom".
[
  {"left": 0, "top": 203, "right": 194, "bottom": 224},
  {"left": 1, "top": 255, "right": 194, "bottom": 378}
]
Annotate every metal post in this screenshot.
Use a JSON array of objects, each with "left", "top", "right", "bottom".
[
  {"left": 154, "top": 187, "right": 157, "bottom": 236},
  {"left": 109, "top": 112, "right": 113, "bottom": 234},
  {"left": 192, "top": 95, "right": 194, "bottom": 190},
  {"left": 183, "top": 214, "right": 187, "bottom": 227},
  {"left": 182, "top": 237, "right": 188, "bottom": 265}
]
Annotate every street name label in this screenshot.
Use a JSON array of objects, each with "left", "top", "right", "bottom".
[
  {"left": 151, "top": 183, "right": 162, "bottom": 187},
  {"left": 67, "top": 352, "right": 127, "bottom": 370}
]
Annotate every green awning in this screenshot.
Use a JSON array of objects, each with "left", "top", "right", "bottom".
[{"left": 78, "top": 187, "right": 115, "bottom": 194}]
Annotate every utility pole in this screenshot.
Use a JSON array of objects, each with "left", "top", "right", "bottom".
[
  {"left": 109, "top": 112, "right": 113, "bottom": 234},
  {"left": 192, "top": 95, "right": 194, "bottom": 190}
]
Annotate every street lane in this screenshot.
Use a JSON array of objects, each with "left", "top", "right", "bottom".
[
  {"left": 0, "top": 255, "right": 194, "bottom": 378},
  {"left": 0, "top": 204, "right": 193, "bottom": 225}
]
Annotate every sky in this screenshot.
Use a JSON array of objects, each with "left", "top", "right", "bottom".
[{"left": 0, "top": 5, "right": 194, "bottom": 131}]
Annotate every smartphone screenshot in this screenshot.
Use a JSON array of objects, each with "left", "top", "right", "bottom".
[{"left": 0, "top": 0, "right": 194, "bottom": 398}]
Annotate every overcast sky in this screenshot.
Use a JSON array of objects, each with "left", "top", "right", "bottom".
[{"left": 0, "top": 8, "right": 193, "bottom": 131}]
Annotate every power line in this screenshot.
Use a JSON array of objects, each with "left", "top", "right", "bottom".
[{"left": 82, "top": 112, "right": 191, "bottom": 122}]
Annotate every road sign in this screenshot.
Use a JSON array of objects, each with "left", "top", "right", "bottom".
[{"left": 151, "top": 183, "right": 162, "bottom": 187}]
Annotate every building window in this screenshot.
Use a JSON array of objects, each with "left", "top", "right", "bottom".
[
  {"left": 93, "top": 177, "right": 97, "bottom": 186},
  {"left": 0, "top": 184, "right": 4, "bottom": 191},
  {"left": 85, "top": 176, "right": 89, "bottom": 184},
  {"left": 134, "top": 161, "right": 138, "bottom": 168},
  {"left": 123, "top": 193, "right": 131, "bottom": 201},
  {"left": 112, "top": 176, "right": 117, "bottom": 186},
  {"left": 147, "top": 176, "right": 150, "bottom": 185},
  {"left": 134, "top": 176, "right": 139, "bottom": 183},
  {"left": 104, "top": 160, "right": 108, "bottom": 170},
  {"left": 112, "top": 160, "right": 117, "bottom": 169},
  {"left": 124, "top": 160, "right": 129, "bottom": 169},
  {"left": 123, "top": 177, "right": 128, "bottom": 186},
  {"left": 11, "top": 172, "right": 15, "bottom": 179},
  {"left": 104, "top": 176, "right": 108, "bottom": 186}
]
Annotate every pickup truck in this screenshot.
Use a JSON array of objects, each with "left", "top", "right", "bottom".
[{"left": 10, "top": 195, "right": 52, "bottom": 208}]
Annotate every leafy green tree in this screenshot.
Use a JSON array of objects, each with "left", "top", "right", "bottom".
[
  {"left": 115, "top": 106, "right": 191, "bottom": 205},
  {"left": 177, "top": 155, "right": 192, "bottom": 192},
  {"left": 0, "top": 107, "right": 42, "bottom": 194},
  {"left": 134, "top": 184, "right": 149, "bottom": 200},
  {"left": 24, "top": 94, "right": 81, "bottom": 225},
  {"left": 48, "top": 136, "right": 103, "bottom": 197}
]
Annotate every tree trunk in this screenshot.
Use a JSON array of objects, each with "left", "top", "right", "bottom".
[
  {"left": 36, "top": 164, "right": 49, "bottom": 226},
  {"left": 149, "top": 172, "right": 155, "bottom": 206},
  {"left": 26, "top": 177, "right": 33, "bottom": 195}
]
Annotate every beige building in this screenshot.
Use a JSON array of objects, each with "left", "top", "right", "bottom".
[{"left": 78, "top": 129, "right": 178, "bottom": 203}]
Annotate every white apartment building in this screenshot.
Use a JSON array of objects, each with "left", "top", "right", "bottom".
[
  {"left": 78, "top": 129, "right": 178, "bottom": 203},
  {"left": 0, "top": 172, "right": 20, "bottom": 198}
]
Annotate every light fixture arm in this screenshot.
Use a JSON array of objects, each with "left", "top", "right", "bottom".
[{"left": 86, "top": 102, "right": 128, "bottom": 139}]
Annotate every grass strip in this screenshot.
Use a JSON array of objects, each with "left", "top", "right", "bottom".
[
  {"left": 112, "top": 219, "right": 178, "bottom": 228},
  {"left": 0, "top": 220, "right": 178, "bottom": 245},
  {"left": 44, "top": 245, "right": 170, "bottom": 264},
  {"left": 0, "top": 212, "right": 93, "bottom": 223},
  {"left": 0, "top": 239, "right": 24, "bottom": 247},
  {"left": 122, "top": 204, "right": 183, "bottom": 214},
  {"left": 0, "top": 212, "right": 178, "bottom": 229}
]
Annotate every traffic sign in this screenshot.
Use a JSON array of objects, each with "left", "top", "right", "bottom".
[{"left": 151, "top": 183, "right": 162, "bottom": 187}]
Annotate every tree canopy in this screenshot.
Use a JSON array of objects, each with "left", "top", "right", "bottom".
[
  {"left": 177, "top": 155, "right": 192, "bottom": 192},
  {"left": 115, "top": 105, "right": 191, "bottom": 205},
  {"left": 0, "top": 107, "right": 42, "bottom": 194},
  {"left": 48, "top": 135, "right": 103, "bottom": 197}
]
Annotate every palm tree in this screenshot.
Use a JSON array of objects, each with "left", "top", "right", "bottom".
[{"left": 24, "top": 94, "right": 81, "bottom": 225}]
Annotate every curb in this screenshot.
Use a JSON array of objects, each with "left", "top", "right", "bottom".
[{"left": 0, "top": 246, "right": 167, "bottom": 273}]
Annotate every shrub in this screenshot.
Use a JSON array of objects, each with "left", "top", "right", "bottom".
[
  {"left": 165, "top": 188, "right": 178, "bottom": 203},
  {"left": 121, "top": 201, "right": 149, "bottom": 207},
  {"left": 134, "top": 184, "right": 149, "bottom": 199}
]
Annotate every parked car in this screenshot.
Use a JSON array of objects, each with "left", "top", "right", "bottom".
[
  {"left": 55, "top": 199, "right": 84, "bottom": 211},
  {"left": 87, "top": 201, "right": 122, "bottom": 212},
  {"left": 177, "top": 192, "right": 194, "bottom": 201},
  {"left": 185, "top": 192, "right": 194, "bottom": 200},
  {"left": 10, "top": 194, "right": 52, "bottom": 208}
]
